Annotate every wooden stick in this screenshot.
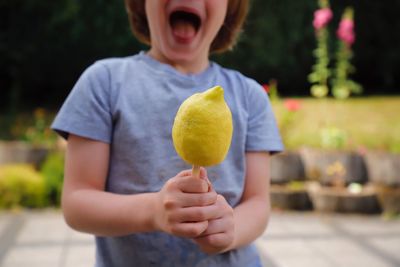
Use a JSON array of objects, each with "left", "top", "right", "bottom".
[{"left": 192, "top": 165, "right": 200, "bottom": 179}]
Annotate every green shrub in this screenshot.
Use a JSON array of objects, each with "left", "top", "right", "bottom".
[
  {"left": 40, "top": 152, "right": 65, "bottom": 206},
  {"left": 0, "top": 164, "right": 46, "bottom": 208}
]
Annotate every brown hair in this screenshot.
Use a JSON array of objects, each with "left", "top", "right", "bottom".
[{"left": 124, "top": 0, "right": 249, "bottom": 53}]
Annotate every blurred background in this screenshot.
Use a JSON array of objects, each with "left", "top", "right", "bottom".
[
  {"left": 1, "top": 0, "right": 400, "bottom": 112},
  {"left": 0, "top": 0, "right": 399, "bottom": 266}
]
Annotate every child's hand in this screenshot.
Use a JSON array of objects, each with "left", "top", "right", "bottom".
[
  {"left": 193, "top": 194, "right": 235, "bottom": 254},
  {"left": 153, "top": 168, "right": 218, "bottom": 238}
]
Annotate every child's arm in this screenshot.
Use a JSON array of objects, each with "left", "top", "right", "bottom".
[
  {"left": 229, "top": 152, "right": 271, "bottom": 247},
  {"left": 62, "top": 134, "right": 219, "bottom": 237},
  {"left": 194, "top": 152, "right": 270, "bottom": 254}
]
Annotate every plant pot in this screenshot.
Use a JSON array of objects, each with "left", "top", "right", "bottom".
[
  {"left": 270, "top": 151, "right": 305, "bottom": 184},
  {"left": 374, "top": 185, "right": 400, "bottom": 215},
  {"left": 364, "top": 152, "right": 400, "bottom": 186},
  {"left": 307, "top": 182, "right": 380, "bottom": 214},
  {"left": 270, "top": 184, "right": 312, "bottom": 210},
  {"left": 0, "top": 141, "right": 51, "bottom": 168},
  {"left": 300, "top": 148, "right": 368, "bottom": 185}
]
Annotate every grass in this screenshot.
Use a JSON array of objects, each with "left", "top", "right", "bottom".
[{"left": 272, "top": 96, "right": 400, "bottom": 153}]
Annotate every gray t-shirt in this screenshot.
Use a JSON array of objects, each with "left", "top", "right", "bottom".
[{"left": 52, "top": 52, "right": 283, "bottom": 267}]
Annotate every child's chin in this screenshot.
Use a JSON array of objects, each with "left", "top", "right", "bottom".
[{"left": 166, "top": 50, "right": 198, "bottom": 63}]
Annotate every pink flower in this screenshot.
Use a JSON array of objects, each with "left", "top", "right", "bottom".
[
  {"left": 337, "top": 18, "right": 355, "bottom": 46},
  {"left": 313, "top": 8, "right": 333, "bottom": 30},
  {"left": 284, "top": 99, "right": 301, "bottom": 112}
]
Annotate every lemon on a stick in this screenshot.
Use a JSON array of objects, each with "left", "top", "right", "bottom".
[{"left": 172, "top": 86, "right": 233, "bottom": 178}]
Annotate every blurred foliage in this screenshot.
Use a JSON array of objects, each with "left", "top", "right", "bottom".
[
  {"left": 332, "top": 41, "right": 362, "bottom": 99},
  {"left": 320, "top": 126, "right": 348, "bottom": 150},
  {"left": 287, "top": 180, "right": 306, "bottom": 191},
  {"left": 215, "top": 0, "right": 400, "bottom": 95},
  {"left": 40, "top": 152, "right": 64, "bottom": 206},
  {"left": 278, "top": 99, "right": 302, "bottom": 147},
  {"left": 0, "top": 153, "right": 65, "bottom": 209},
  {"left": 0, "top": 108, "right": 57, "bottom": 141},
  {"left": 0, "top": 164, "right": 46, "bottom": 208},
  {"left": 214, "top": 0, "right": 317, "bottom": 94},
  {"left": 1, "top": 0, "right": 400, "bottom": 113},
  {"left": 1, "top": 0, "right": 145, "bottom": 113},
  {"left": 24, "top": 108, "right": 57, "bottom": 145},
  {"left": 271, "top": 97, "right": 400, "bottom": 153}
]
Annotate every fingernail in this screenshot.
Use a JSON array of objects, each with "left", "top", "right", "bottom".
[{"left": 206, "top": 179, "right": 212, "bottom": 192}]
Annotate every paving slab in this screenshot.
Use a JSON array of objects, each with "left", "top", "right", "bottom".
[
  {"left": 0, "top": 210, "right": 399, "bottom": 267},
  {"left": 257, "top": 212, "right": 400, "bottom": 267},
  {"left": 368, "top": 237, "right": 400, "bottom": 263},
  {"left": 63, "top": 244, "right": 95, "bottom": 267},
  {"left": 1, "top": 246, "right": 63, "bottom": 267},
  {"left": 308, "top": 238, "right": 390, "bottom": 267},
  {"left": 15, "top": 214, "right": 67, "bottom": 244},
  {"left": 0, "top": 216, "right": 9, "bottom": 237}
]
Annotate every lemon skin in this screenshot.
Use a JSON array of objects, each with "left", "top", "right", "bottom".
[{"left": 172, "top": 86, "right": 233, "bottom": 167}]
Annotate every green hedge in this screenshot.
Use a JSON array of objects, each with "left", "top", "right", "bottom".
[
  {"left": 0, "top": 164, "right": 46, "bottom": 208},
  {"left": 40, "top": 152, "right": 65, "bottom": 206},
  {"left": 0, "top": 151, "right": 65, "bottom": 209}
]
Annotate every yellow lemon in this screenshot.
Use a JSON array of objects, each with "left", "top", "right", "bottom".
[{"left": 172, "top": 86, "right": 233, "bottom": 167}]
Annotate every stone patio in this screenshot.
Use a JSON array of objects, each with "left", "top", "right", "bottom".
[{"left": 0, "top": 210, "right": 399, "bottom": 267}]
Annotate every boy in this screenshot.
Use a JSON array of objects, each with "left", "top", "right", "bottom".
[{"left": 52, "top": 0, "right": 283, "bottom": 266}]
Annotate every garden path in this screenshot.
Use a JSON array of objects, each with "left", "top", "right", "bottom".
[{"left": 0, "top": 210, "right": 399, "bottom": 267}]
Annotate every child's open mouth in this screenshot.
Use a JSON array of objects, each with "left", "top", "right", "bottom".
[{"left": 169, "top": 9, "right": 202, "bottom": 43}]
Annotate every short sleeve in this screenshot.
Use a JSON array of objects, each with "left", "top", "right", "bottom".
[
  {"left": 245, "top": 79, "right": 284, "bottom": 153},
  {"left": 51, "top": 62, "right": 113, "bottom": 143}
]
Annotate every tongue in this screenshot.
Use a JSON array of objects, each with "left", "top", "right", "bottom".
[{"left": 172, "top": 19, "right": 196, "bottom": 40}]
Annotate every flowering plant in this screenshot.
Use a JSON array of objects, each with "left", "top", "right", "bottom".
[
  {"left": 308, "top": 2, "right": 363, "bottom": 150},
  {"left": 308, "top": 0, "right": 332, "bottom": 98},
  {"left": 313, "top": 7, "right": 333, "bottom": 30},
  {"left": 332, "top": 7, "right": 362, "bottom": 99},
  {"left": 337, "top": 17, "right": 355, "bottom": 46},
  {"left": 309, "top": 2, "right": 362, "bottom": 100}
]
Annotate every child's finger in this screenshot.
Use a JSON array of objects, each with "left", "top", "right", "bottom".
[
  {"left": 177, "top": 167, "right": 207, "bottom": 179},
  {"left": 177, "top": 169, "right": 193, "bottom": 177},
  {"left": 199, "top": 167, "right": 208, "bottom": 179},
  {"left": 196, "top": 218, "right": 225, "bottom": 237},
  {"left": 179, "top": 191, "right": 218, "bottom": 207},
  {"left": 177, "top": 176, "right": 209, "bottom": 193},
  {"left": 171, "top": 221, "right": 208, "bottom": 238},
  {"left": 175, "top": 205, "right": 221, "bottom": 222},
  {"left": 199, "top": 167, "right": 213, "bottom": 192},
  {"left": 195, "top": 232, "right": 230, "bottom": 249}
]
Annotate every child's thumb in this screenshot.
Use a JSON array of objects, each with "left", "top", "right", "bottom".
[{"left": 199, "top": 167, "right": 212, "bottom": 192}]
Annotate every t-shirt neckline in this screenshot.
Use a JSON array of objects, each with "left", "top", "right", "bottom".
[{"left": 136, "top": 51, "right": 216, "bottom": 85}]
